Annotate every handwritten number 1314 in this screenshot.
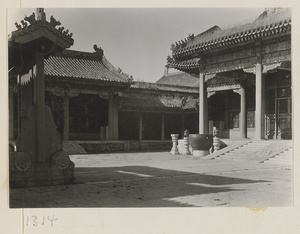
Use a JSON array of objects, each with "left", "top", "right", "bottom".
[{"left": 26, "top": 215, "right": 58, "bottom": 227}]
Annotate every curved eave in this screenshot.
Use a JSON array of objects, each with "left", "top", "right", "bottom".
[
  {"left": 9, "top": 21, "right": 74, "bottom": 50},
  {"left": 45, "top": 75, "right": 132, "bottom": 88},
  {"left": 167, "top": 58, "right": 200, "bottom": 70},
  {"left": 172, "top": 20, "right": 291, "bottom": 59}
]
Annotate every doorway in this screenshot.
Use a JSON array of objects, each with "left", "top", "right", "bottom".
[{"left": 266, "top": 87, "right": 292, "bottom": 139}]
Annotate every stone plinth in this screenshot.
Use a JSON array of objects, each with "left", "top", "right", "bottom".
[
  {"left": 178, "top": 140, "right": 193, "bottom": 154},
  {"left": 9, "top": 105, "right": 75, "bottom": 187},
  {"left": 9, "top": 162, "right": 74, "bottom": 188},
  {"left": 170, "top": 134, "right": 179, "bottom": 155}
]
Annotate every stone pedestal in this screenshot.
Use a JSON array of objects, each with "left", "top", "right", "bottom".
[
  {"left": 170, "top": 134, "right": 179, "bottom": 155},
  {"left": 213, "top": 127, "right": 221, "bottom": 152},
  {"left": 10, "top": 161, "right": 74, "bottom": 187},
  {"left": 213, "top": 136, "right": 221, "bottom": 151},
  {"left": 9, "top": 105, "right": 75, "bottom": 187},
  {"left": 9, "top": 9, "right": 75, "bottom": 188},
  {"left": 182, "top": 137, "right": 191, "bottom": 155}
]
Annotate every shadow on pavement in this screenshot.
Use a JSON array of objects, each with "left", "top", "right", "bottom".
[{"left": 10, "top": 166, "right": 269, "bottom": 208}]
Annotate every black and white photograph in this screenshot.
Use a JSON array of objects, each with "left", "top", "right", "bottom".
[{"left": 7, "top": 7, "right": 293, "bottom": 210}]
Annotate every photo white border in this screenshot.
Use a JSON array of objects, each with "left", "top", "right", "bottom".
[{"left": 1, "top": 1, "right": 299, "bottom": 233}]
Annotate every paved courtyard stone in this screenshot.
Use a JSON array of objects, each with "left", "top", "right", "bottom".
[{"left": 9, "top": 152, "right": 292, "bottom": 208}]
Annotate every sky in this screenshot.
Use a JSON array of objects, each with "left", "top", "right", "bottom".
[{"left": 8, "top": 8, "right": 265, "bottom": 82}]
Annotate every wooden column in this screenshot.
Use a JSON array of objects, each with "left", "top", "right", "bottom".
[
  {"left": 35, "top": 52, "right": 46, "bottom": 162},
  {"left": 114, "top": 107, "right": 118, "bottom": 140},
  {"left": 108, "top": 96, "right": 118, "bottom": 140},
  {"left": 199, "top": 72, "right": 205, "bottom": 134},
  {"left": 204, "top": 82, "right": 209, "bottom": 134},
  {"left": 255, "top": 63, "right": 264, "bottom": 139},
  {"left": 139, "top": 112, "right": 143, "bottom": 141},
  {"left": 161, "top": 113, "right": 165, "bottom": 140},
  {"left": 181, "top": 114, "right": 185, "bottom": 137},
  {"left": 108, "top": 98, "right": 114, "bottom": 140},
  {"left": 63, "top": 95, "right": 69, "bottom": 140},
  {"left": 240, "top": 87, "right": 247, "bottom": 138},
  {"left": 9, "top": 89, "right": 14, "bottom": 141}
]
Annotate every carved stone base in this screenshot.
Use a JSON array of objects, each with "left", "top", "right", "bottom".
[{"left": 9, "top": 162, "right": 75, "bottom": 188}]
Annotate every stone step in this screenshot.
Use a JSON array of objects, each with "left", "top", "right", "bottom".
[
  {"left": 63, "top": 141, "right": 87, "bottom": 154},
  {"left": 264, "top": 160, "right": 292, "bottom": 165},
  {"left": 268, "top": 157, "right": 292, "bottom": 162},
  {"left": 262, "top": 148, "right": 292, "bottom": 165},
  {"left": 214, "top": 140, "right": 292, "bottom": 163},
  {"left": 229, "top": 150, "right": 257, "bottom": 154}
]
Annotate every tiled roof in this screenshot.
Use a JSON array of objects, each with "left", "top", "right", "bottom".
[
  {"left": 44, "top": 50, "right": 132, "bottom": 84},
  {"left": 9, "top": 16, "right": 73, "bottom": 51},
  {"left": 171, "top": 8, "right": 291, "bottom": 59},
  {"left": 167, "top": 58, "right": 200, "bottom": 70},
  {"left": 156, "top": 72, "right": 199, "bottom": 87}
]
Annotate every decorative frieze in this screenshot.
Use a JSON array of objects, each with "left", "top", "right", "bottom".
[
  {"left": 207, "top": 91, "right": 216, "bottom": 98},
  {"left": 202, "top": 38, "right": 290, "bottom": 74},
  {"left": 66, "top": 89, "right": 80, "bottom": 97},
  {"left": 98, "top": 91, "right": 110, "bottom": 100},
  {"left": 159, "top": 93, "right": 186, "bottom": 108},
  {"left": 243, "top": 62, "right": 289, "bottom": 74},
  {"left": 207, "top": 84, "right": 241, "bottom": 92},
  {"left": 50, "top": 88, "right": 65, "bottom": 96}
]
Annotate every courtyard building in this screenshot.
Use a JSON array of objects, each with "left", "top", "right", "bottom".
[{"left": 167, "top": 8, "right": 291, "bottom": 140}]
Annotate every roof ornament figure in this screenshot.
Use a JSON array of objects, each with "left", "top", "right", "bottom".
[
  {"left": 188, "top": 33, "right": 194, "bottom": 41},
  {"left": 15, "top": 22, "right": 21, "bottom": 30},
  {"left": 167, "top": 55, "right": 174, "bottom": 64},
  {"left": 20, "top": 20, "right": 28, "bottom": 28},
  {"left": 63, "top": 29, "right": 69, "bottom": 35},
  {"left": 24, "top": 12, "right": 36, "bottom": 25},
  {"left": 93, "top": 44, "right": 104, "bottom": 59},
  {"left": 50, "top": 15, "right": 61, "bottom": 27},
  {"left": 58, "top": 26, "right": 64, "bottom": 32},
  {"left": 36, "top": 8, "right": 46, "bottom": 21}
]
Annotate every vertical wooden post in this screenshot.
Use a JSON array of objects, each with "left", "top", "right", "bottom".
[
  {"left": 139, "top": 112, "right": 143, "bottom": 141},
  {"left": 199, "top": 72, "right": 205, "bottom": 134},
  {"left": 161, "top": 113, "right": 165, "bottom": 140},
  {"left": 9, "top": 89, "right": 14, "bottom": 141},
  {"left": 240, "top": 87, "right": 247, "bottom": 138},
  {"left": 63, "top": 95, "right": 69, "bottom": 140},
  {"left": 255, "top": 63, "right": 263, "bottom": 140},
  {"left": 35, "top": 52, "right": 46, "bottom": 162}
]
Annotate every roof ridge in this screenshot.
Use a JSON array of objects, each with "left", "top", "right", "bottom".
[{"left": 53, "top": 49, "right": 103, "bottom": 61}]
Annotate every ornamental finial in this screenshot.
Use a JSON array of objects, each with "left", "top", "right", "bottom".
[{"left": 36, "top": 8, "right": 46, "bottom": 21}]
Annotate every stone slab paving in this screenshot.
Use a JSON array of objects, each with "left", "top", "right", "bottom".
[{"left": 9, "top": 152, "right": 292, "bottom": 208}]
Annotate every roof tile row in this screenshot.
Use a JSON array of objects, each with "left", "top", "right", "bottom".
[
  {"left": 172, "top": 8, "right": 291, "bottom": 58},
  {"left": 44, "top": 52, "right": 131, "bottom": 84}
]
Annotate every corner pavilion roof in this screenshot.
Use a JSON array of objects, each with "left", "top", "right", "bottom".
[
  {"left": 44, "top": 49, "right": 132, "bottom": 86},
  {"left": 169, "top": 8, "right": 291, "bottom": 65}
]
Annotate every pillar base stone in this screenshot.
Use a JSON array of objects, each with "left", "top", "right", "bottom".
[{"left": 9, "top": 162, "right": 75, "bottom": 188}]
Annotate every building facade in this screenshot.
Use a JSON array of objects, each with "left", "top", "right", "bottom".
[
  {"left": 9, "top": 48, "right": 199, "bottom": 153},
  {"left": 167, "top": 8, "right": 291, "bottom": 140}
]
